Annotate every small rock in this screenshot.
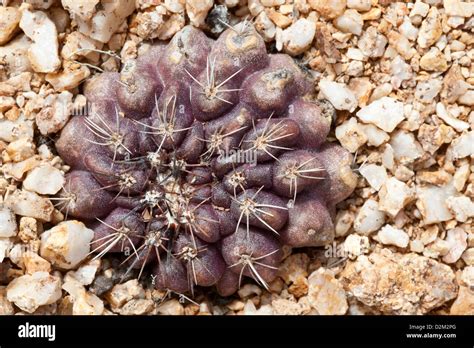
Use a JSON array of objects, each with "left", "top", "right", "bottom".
[
  {"left": 310, "top": 0, "right": 346, "bottom": 19},
  {"left": 23, "top": 164, "right": 65, "bottom": 195},
  {"left": 105, "top": 279, "right": 145, "bottom": 310},
  {"left": 347, "top": 0, "right": 371, "bottom": 12},
  {"left": 354, "top": 199, "right": 386, "bottom": 235},
  {"left": 356, "top": 97, "right": 404, "bottom": 132},
  {"left": 6, "top": 272, "right": 62, "bottom": 313},
  {"left": 417, "top": 7, "right": 442, "bottom": 48},
  {"left": 335, "top": 118, "right": 367, "bottom": 153},
  {"left": 377, "top": 225, "right": 409, "bottom": 248},
  {"left": 119, "top": 299, "right": 155, "bottom": 315},
  {"left": 379, "top": 178, "right": 414, "bottom": 217},
  {"left": 462, "top": 248, "right": 474, "bottom": 266},
  {"left": 36, "top": 91, "right": 74, "bottom": 135},
  {"left": 416, "top": 182, "right": 457, "bottom": 224},
  {"left": 5, "top": 189, "right": 54, "bottom": 222},
  {"left": 65, "top": 259, "right": 100, "bottom": 286},
  {"left": 390, "top": 131, "right": 424, "bottom": 164},
  {"left": 458, "top": 90, "right": 474, "bottom": 106},
  {"left": 0, "top": 207, "right": 17, "bottom": 238},
  {"left": 307, "top": 268, "right": 348, "bottom": 315},
  {"left": 334, "top": 9, "right": 363, "bottom": 35},
  {"left": 442, "top": 228, "right": 467, "bottom": 264},
  {"left": 444, "top": 0, "right": 473, "bottom": 17},
  {"left": 359, "top": 164, "right": 388, "bottom": 191},
  {"left": 238, "top": 284, "right": 262, "bottom": 298},
  {"left": 282, "top": 18, "right": 316, "bottom": 56},
  {"left": 62, "top": 278, "right": 104, "bottom": 315},
  {"left": 410, "top": 1, "right": 429, "bottom": 18},
  {"left": 319, "top": 80, "right": 357, "bottom": 112},
  {"left": 0, "top": 287, "right": 14, "bottom": 315},
  {"left": 344, "top": 234, "right": 370, "bottom": 258},
  {"left": 156, "top": 299, "right": 184, "bottom": 315},
  {"left": 19, "top": 8, "right": 61, "bottom": 73},
  {"left": 446, "top": 196, "right": 474, "bottom": 222},
  {"left": 340, "top": 249, "right": 457, "bottom": 314},
  {"left": 0, "top": 7, "right": 21, "bottom": 45},
  {"left": 420, "top": 48, "right": 448, "bottom": 72},
  {"left": 40, "top": 221, "right": 94, "bottom": 270},
  {"left": 6, "top": 138, "right": 35, "bottom": 162},
  {"left": 359, "top": 124, "right": 389, "bottom": 147},
  {"left": 18, "top": 217, "right": 38, "bottom": 243},
  {"left": 450, "top": 285, "right": 474, "bottom": 315},
  {"left": 23, "top": 251, "right": 51, "bottom": 274},
  {"left": 271, "top": 297, "right": 311, "bottom": 315},
  {"left": 335, "top": 210, "right": 355, "bottom": 237},
  {"left": 357, "top": 26, "right": 387, "bottom": 58},
  {"left": 186, "top": 0, "right": 213, "bottom": 27},
  {"left": 450, "top": 131, "right": 473, "bottom": 159},
  {"left": 278, "top": 253, "right": 309, "bottom": 284}
]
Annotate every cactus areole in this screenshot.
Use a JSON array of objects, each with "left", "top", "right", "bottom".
[{"left": 54, "top": 23, "right": 357, "bottom": 296}]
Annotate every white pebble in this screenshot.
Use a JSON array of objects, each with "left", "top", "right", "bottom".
[
  {"left": 7, "top": 272, "right": 62, "bottom": 313},
  {"left": 40, "top": 221, "right": 94, "bottom": 270},
  {"left": 359, "top": 164, "right": 388, "bottom": 191},
  {"left": 0, "top": 207, "right": 17, "bottom": 238},
  {"left": 356, "top": 97, "right": 405, "bottom": 132},
  {"left": 282, "top": 18, "right": 316, "bottom": 56},
  {"left": 319, "top": 80, "right": 358, "bottom": 112},
  {"left": 379, "top": 177, "right": 414, "bottom": 217},
  {"left": 354, "top": 199, "right": 386, "bottom": 235},
  {"left": 19, "top": 8, "right": 61, "bottom": 73},
  {"left": 23, "top": 164, "right": 65, "bottom": 195},
  {"left": 377, "top": 225, "right": 409, "bottom": 248}
]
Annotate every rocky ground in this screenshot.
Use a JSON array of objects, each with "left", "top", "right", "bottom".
[{"left": 0, "top": 0, "right": 473, "bottom": 315}]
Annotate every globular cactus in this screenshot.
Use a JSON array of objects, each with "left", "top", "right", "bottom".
[{"left": 54, "top": 23, "right": 357, "bottom": 296}]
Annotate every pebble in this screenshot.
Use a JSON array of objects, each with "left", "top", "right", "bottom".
[
  {"left": 446, "top": 196, "right": 474, "bottom": 222},
  {"left": 62, "top": 278, "right": 104, "bottom": 315},
  {"left": 344, "top": 234, "right": 369, "bottom": 259},
  {"left": 340, "top": 248, "right": 457, "bottom": 314},
  {"left": 354, "top": 199, "right": 386, "bottom": 235},
  {"left": 450, "top": 285, "right": 474, "bottom": 315},
  {"left": 359, "top": 164, "right": 388, "bottom": 191},
  {"left": 335, "top": 210, "right": 355, "bottom": 237},
  {"left": 377, "top": 225, "right": 409, "bottom": 248},
  {"left": 357, "top": 26, "right": 387, "bottom": 58},
  {"left": 105, "top": 279, "right": 145, "bottom": 309},
  {"left": 307, "top": 268, "right": 348, "bottom": 315},
  {"left": 282, "top": 18, "right": 316, "bottom": 56},
  {"left": 417, "top": 7, "right": 442, "bottom": 48},
  {"left": 0, "top": 287, "right": 14, "bottom": 315},
  {"left": 19, "top": 8, "right": 61, "bottom": 73},
  {"left": 40, "top": 221, "right": 94, "bottom": 270},
  {"left": 335, "top": 118, "right": 367, "bottom": 153},
  {"left": 0, "top": 7, "right": 21, "bottom": 45},
  {"left": 334, "top": 10, "right": 363, "bottom": 36},
  {"left": 442, "top": 228, "right": 467, "bottom": 264},
  {"left": 378, "top": 178, "right": 414, "bottom": 217},
  {"left": 65, "top": 259, "right": 100, "bottom": 286},
  {"left": 0, "top": 207, "right": 17, "bottom": 238},
  {"left": 156, "top": 299, "right": 184, "bottom": 315},
  {"left": 416, "top": 182, "right": 457, "bottom": 224},
  {"left": 356, "top": 97, "right": 405, "bottom": 133},
  {"left": 23, "top": 251, "right": 52, "bottom": 274},
  {"left": 359, "top": 124, "right": 389, "bottom": 147},
  {"left": 449, "top": 131, "right": 473, "bottom": 159},
  {"left": 35, "top": 91, "right": 74, "bottom": 134},
  {"left": 444, "top": 0, "right": 473, "bottom": 17},
  {"left": 319, "top": 80, "right": 358, "bottom": 112},
  {"left": 5, "top": 189, "right": 54, "bottom": 222},
  {"left": 119, "top": 299, "right": 155, "bottom": 315},
  {"left": 462, "top": 248, "right": 474, "bottom": 266},
  {"left": 420, "top": 48, "right": 448, "bottom": 72},
  {"left": 310, "top": 0, "right": 347, "bottom": 19},
  {"left": 6, "top": 272, "right": 62, "bottom": 313},
  {"left": 390, "top": 131, "right": 424, "bottom": 164},
  {"left": 186, "top": 0, "right": 213, "bottom": 27},
  {"left": 23, "top": 163, "right": 65, "bottom": 195},
  {"left": 74, "top": 0, "right": 135, "bottom": 43},
  {"left": 347, "top": 0, "right": 371, "bottom": 12}
]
